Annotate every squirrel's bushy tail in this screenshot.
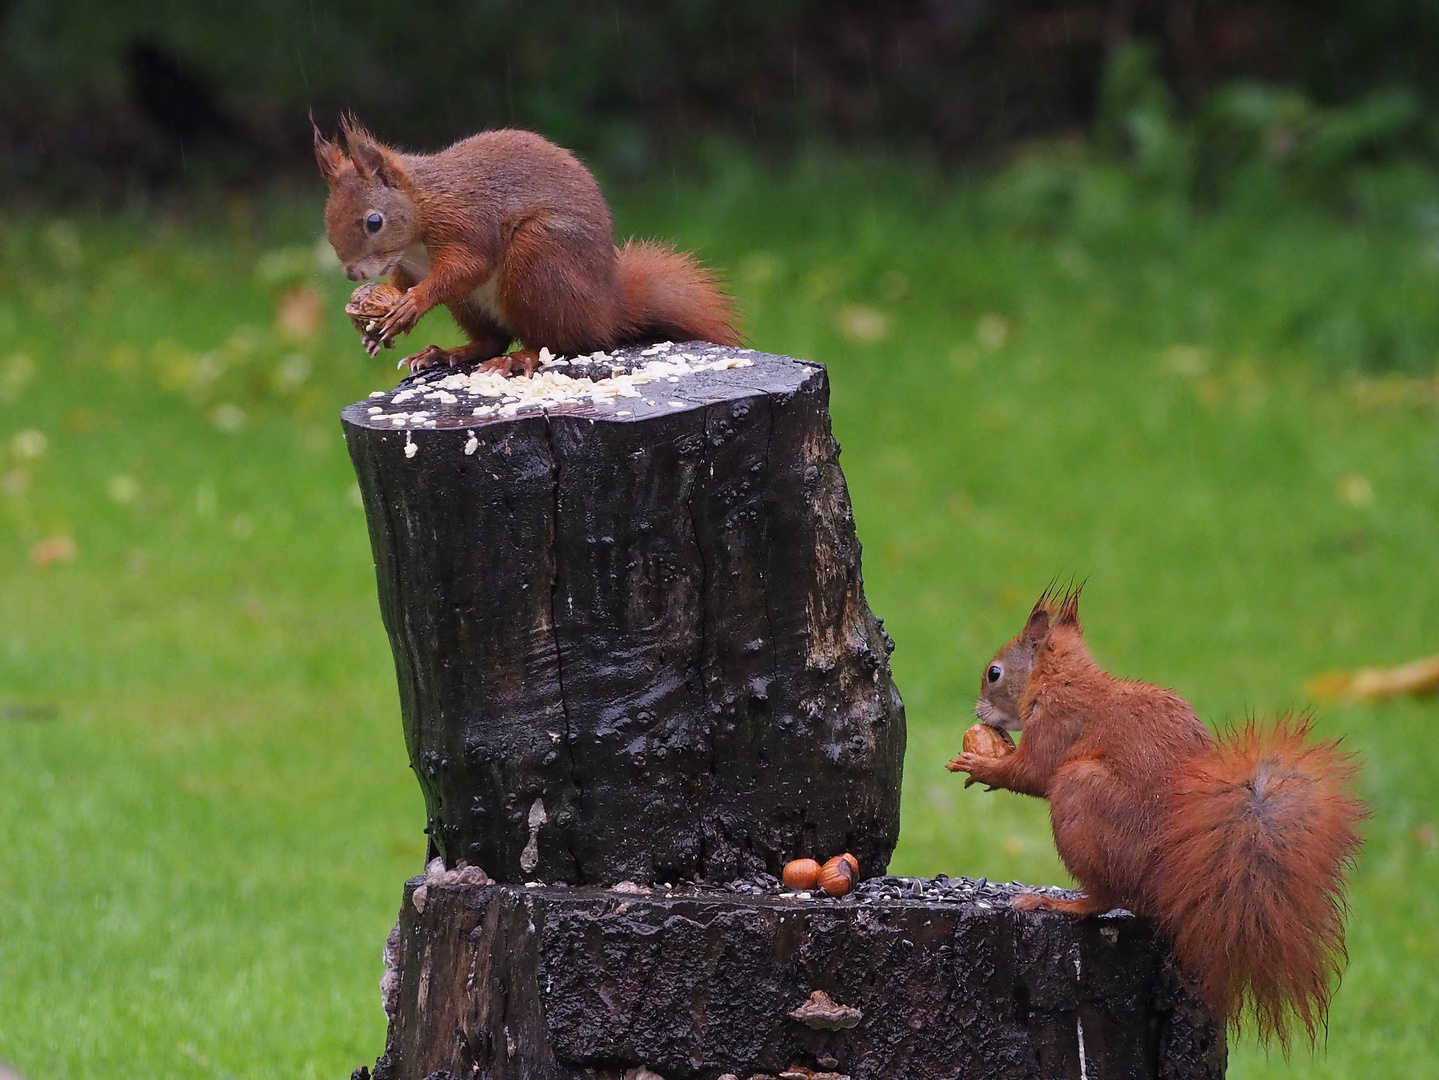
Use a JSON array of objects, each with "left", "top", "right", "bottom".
[
  {"left": 614, "top": 239, "right": 741, "bottom": 347},
  {"left": 1155, "top": 717, "right": 1366, "bottom": 1049}
]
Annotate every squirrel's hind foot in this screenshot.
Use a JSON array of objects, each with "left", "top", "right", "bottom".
[
  {"left": 402, "top": 341, "right": 500, "bottom": 372},
  {"left": 400, "top": 344, "right": 452, "bottom": 371},
  {"left": 1013, "top": 891, "right": 1110, "bottom": 917},
  {"left": 478, "top": 349, "right": 540, "bottom": 378}
]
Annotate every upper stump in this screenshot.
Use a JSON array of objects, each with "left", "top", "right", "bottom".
[{"left": 342, "top": 342, "right": 906, "bottom": 886}]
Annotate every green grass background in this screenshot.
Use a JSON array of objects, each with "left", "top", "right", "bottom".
[{"left": 1, "top": 161, "right": 1436, "bottom": 1077}]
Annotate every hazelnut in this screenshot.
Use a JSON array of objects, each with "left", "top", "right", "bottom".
[
  {"left": 962, "top": 722, "right": 1015, "bottom": 758},
  {"left": 782, "top": 858, "right": 821, "bottom": 890},
  {"left": 344, "top": 282, "right": 404, "bottom": 334},
  {"left": 818, "top": 855, "right": 855, "bottom": 897}
]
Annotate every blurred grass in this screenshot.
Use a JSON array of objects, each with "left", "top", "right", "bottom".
[{"left": 1, "top": 160, "right": 1438, "bottom": 1077}]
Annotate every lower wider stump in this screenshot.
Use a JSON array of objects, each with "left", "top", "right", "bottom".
[{"left": 365, "top": 877, "right": 1225, "bottom": 1080}]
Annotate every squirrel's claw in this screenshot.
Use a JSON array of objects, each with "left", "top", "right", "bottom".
[
  {"left": 376, "top": 294, "right": 423, "bottom": 342},
  {"left": 945, "top": 755, "right": 980, "bottom": 788},
  {"left": 479, "top": 350, "right": 540, "bottom": 378},
  {"left": 950, "top": 751, "right": 1000, "bottom": 790},
  {"left": 402, "top": 344, "right": 449, "bottom": 372}
]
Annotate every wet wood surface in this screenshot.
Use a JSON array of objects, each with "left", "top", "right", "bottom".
[
  {"left": 343, "top": 345, "right": 905, "bottom": 886},
  {"left": 357, "top": 876, "right": 1225, "bottom": 1080}
]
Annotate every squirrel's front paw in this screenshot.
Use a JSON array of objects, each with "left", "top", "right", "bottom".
[
  {"left": 949, "top": 751, "right": 1001, "bottom": 789},
  {"left": 376, "top": 294, "right": 423, "bottom": 342}
]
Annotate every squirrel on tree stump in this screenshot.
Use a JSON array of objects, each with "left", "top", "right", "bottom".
[{"left": 314, "top": 117, "right": 740, "bottom": 375}]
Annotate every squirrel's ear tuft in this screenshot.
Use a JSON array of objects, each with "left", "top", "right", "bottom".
[
  {"left": 341, "top": 114, "right": 398, "bottom": 187},
  {"left": 1022, "top": 604, "right": 1051, "bottom": 645},
  {"left": 1030, "top": 579, "right": 1062, "bottom": 622},
  {"left": 337, "top": 112, "right": 369, "bottom": 146},
  {"left": 1055, "top": 582, "right": 1085, "bottom": 627},
  {"left": 312, "top": 112, "right": 345, "bottom": 184}
]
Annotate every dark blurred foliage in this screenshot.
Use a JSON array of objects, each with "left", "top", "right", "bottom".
[{"left": 2, "top": 0, "right": 1439, "bottom": 196}]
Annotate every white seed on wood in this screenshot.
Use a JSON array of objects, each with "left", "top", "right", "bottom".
[
  {"left": 519, "top": 797, "right": 547, "bottom": 874},
  {"left": 365, "top": 350, "right": 754, "bottom": 427}
]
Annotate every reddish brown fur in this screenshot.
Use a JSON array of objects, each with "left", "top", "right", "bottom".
[
  {"left": 314, "top": 119, "right": 739, "bottom": 369},
  {"left": 613, "top": 239, "right": 739, "bottom": 346},
  {"left": 1156, "top": 717, "right": 1364, "bottom": 1049},
  {"left": 958, "top": 589, "right": 1366, "bottom": 1049}
]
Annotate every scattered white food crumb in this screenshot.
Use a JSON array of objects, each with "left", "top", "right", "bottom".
[
  {"left": 464, "top": 432, "right": 479, "bottom": 455},
  {"left": 668, "top": 401, "right": 686, "bottom": 408},
  {"left": 404, "top": 432, "right": 417, "bottom": 459},
  {"left": 366, "top": 349, "right": 756, "bottom": 425},
  {"left": 368, "top": 406, "right": 384, "bottom": 415}
]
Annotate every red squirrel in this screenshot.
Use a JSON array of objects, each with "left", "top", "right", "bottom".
[
  {"left": 952, "top": 588, "right": 1366, "bottom": 1049},
  {"left": 313, "top": 117, "right": 740, "bottom": 374}
]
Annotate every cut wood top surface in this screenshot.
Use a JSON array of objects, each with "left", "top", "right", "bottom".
[
  {"left": 341, "top": 342, "right": 814, "bottom": 431},
  {"left": 411, "top": 871, "right": 1091, "bottom": 914}
]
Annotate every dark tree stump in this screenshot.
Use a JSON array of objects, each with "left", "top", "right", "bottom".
[
  {"left": 362, "top": 876, "right": 1226, "bottom": 1080},
  {"left": 342, "top": 344, "right": 905, "bottom": 886},
  {"left": 342, "top": 344, "right": 1225, "bottom": 1080}
]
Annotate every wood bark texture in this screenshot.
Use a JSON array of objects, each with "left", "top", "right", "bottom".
[
  {"left": 342, "top": 345, "right": 906, "bottom": 886},
  {"left": 356, "top": 877, "right": 1226, "bottom": 1080}
]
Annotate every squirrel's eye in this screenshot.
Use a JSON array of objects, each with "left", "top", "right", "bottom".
[
  {"left": 365, "top": 213, "right": 384, "bottom": 233},
  {"left": 987, "top": 664, "right": 1003, "bottom": 684}
]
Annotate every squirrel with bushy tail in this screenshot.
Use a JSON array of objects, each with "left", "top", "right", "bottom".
[
  {"left": 952, "top": 587, "right": 1366, "bottom": 1049},
  {"left": 313, "top": 117, "right": 740, "bottom": 374}
]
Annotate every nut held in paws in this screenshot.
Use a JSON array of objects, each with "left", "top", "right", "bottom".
[
  {"left": 345, "top": 281, "right": 404, "bottom": 335},
  {"left": 962, "top": 722, "right": 1015, "bottom": 757}
]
